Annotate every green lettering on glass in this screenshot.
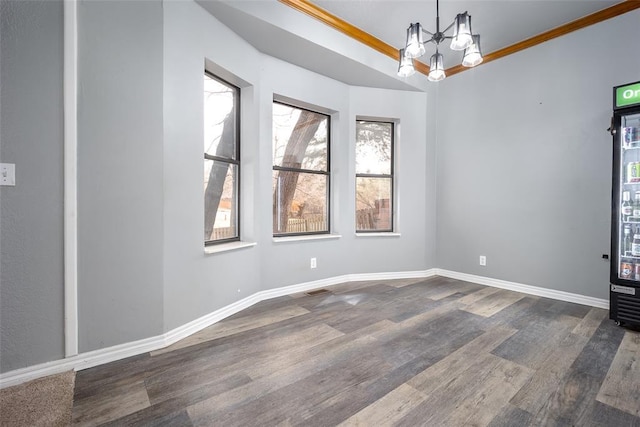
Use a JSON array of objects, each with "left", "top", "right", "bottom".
[{"left": 616, "top": 83, "right": 640, "bottom": 108}]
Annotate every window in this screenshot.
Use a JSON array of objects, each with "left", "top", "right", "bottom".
[
  {"left": 204, "top": 72, "right": 240, "bottom": 245},
  {"left": 272, "top": 102, "right": 330, "bottom": 236},
  {"left": 355, "top": 120, "right": 394, "bottom": 232}
]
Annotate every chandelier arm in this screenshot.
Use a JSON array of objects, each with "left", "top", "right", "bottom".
[
  {"left": 422, "top": 29, "right": 434, "bottom": 36},
  {"left": 441, "top": 21, "right": 456, "bottom": 34}
]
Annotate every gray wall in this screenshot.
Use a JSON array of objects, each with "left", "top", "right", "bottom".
[
  {"left": 162, "top": 0, "right": 263, "bottom": 330},
  {"left": 77, "top": 0, "right": 164, "bottom": 351},
  {"left": 0, "top": 0, "right": 65, "bottom": 372},
  {"left": 435, "top": 10, "right": 640, "bottom": 300},
  {"left": 161, "top": 1, "right": 433, "bottom": 331},
  {"left": 260, "top": 65, "right": 433, "bottom": 291}
]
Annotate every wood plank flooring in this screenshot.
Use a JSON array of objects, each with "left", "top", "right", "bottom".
[{"left": 72, "top": 277, "right": 640, "bottom": 426}]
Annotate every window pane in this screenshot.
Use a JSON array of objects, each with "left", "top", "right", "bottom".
[
  {"left": 204, "top": 73, "right": 237, "bottom": 160},
  {"left": 204, "top": 160, "right": 238, "bottom": 241},
  {"left": 273, "top": 103, "right": 328, "bottom": 171},
  {"left": 356, "top": 177, "right": 392, "bottom": 231},
  {"left": 356, "top": 121, "right": 392, "bottom": 175},
  {"left": 272, "top": 170, "right": 328, "bottom": 234}
]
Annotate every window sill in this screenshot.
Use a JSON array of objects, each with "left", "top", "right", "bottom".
[
  {"left": 204, "top": 241, "right": 257, "bottom": 255},
  {"left": 355, "top": 232, "right": 401, "bottom": 237},
  {"left": 273, "top": 234, "right": 342, "bottom": 243}
]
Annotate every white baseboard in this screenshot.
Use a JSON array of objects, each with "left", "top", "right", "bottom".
[
  {"left": 162, "top": 292, "right": 263, "bottom": 349},
  {"left": 436, "top": 269, "right": 609, "bottom": 309},
  {"left": 0, "top": 269, "right": 434, "bottom": 389},
  {"left": 0, "top": 267, "right": 607, "bottom": 388},
  {"left": 254, "top": 274, "right": 352, "bottom": 301}
]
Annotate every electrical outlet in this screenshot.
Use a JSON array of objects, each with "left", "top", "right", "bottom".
[
  {"left": 310, "top": 257, "right": 317, "bottom": 269},
  {"left": 479, "top": 255, "right": 487, "bottom": 266}
]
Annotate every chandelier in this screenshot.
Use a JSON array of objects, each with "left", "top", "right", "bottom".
[{"left": 397, "top": 0, "right": 483, "bottom": 81}]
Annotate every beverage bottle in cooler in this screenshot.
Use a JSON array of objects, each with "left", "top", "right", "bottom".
[
  {"left": 628, "top": 163, "right": 640, "bottom": 182},
  {"left": 624, "top": 224, "right": 633, "bottom": 255},
  {"left": 632, "top": 226, "right": 640, "bottom": 256},
  {"left": 633, "top": 192, "right": 640, "bottom": 219},
  {"left": 622, "top": 191, "right": 632, "bottom": 221}
]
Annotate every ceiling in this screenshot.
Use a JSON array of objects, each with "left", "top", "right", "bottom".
[{"left": 197, "top": 0, "right": 626, "bottom": 91}]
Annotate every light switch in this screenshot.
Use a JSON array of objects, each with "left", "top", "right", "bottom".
[{"left": 1, "top": 163, "right": 16, "bottom": 186}]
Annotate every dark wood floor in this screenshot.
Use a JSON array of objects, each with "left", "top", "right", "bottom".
[{"left": 72, "top": 276, "right": 640, "bottom": 426}]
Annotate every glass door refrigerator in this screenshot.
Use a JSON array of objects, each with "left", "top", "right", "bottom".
[{"left": 611, "top": 80, "right": 640, "bottom": 327}]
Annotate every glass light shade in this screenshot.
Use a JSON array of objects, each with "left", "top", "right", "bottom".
[
  {"left": 397, "top": 49, "right": 416, "bottom": 77},
  {"left": 450, "top": 13, "right": 473, "bottom": 51},
  {"left": 405, "top": 23, "right": 425, "bottom": 58},
  {"left": 427, "top": 52, "right": 445, "bottom": 82},
  {"left": 462, "top": 34, "right": 483, "bottom": 67}
]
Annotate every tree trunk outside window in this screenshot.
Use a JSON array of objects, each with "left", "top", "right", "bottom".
[
  {"left": 204, "top": 112, "right": 235, "bottom": 240},
  {"left": 273, "top": 111, "right": 322, "bottom": 233}
]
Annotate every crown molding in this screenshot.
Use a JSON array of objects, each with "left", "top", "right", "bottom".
[
  {"left": 278, "top": 0, "right": 429, "bottom": 75},
  {"left": 447, "top": 0, "right": 640, "bottom": 77},
  {"left": 280, "top": 0, "right": 640, "bottom": 79}
]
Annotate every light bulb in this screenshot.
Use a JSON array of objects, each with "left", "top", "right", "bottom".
[
  {"left": 450, "top": 13, "right": 473, "bottom": 51},
  {"left": 405, "top": 23, "right": 425, "bottom": 58},
  {"left": 427, "top": 52, "right": 445, "bottom": 82},
  {"left": 397, "top": 49, "right": 416, "bottom": 77},
  {"left": 462, "top": 34, "right": 483, "bottom": 67}
]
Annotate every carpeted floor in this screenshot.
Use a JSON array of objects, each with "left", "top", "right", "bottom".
[{"left": 0, "top": 370, "right": 75, "bottom": 427}]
